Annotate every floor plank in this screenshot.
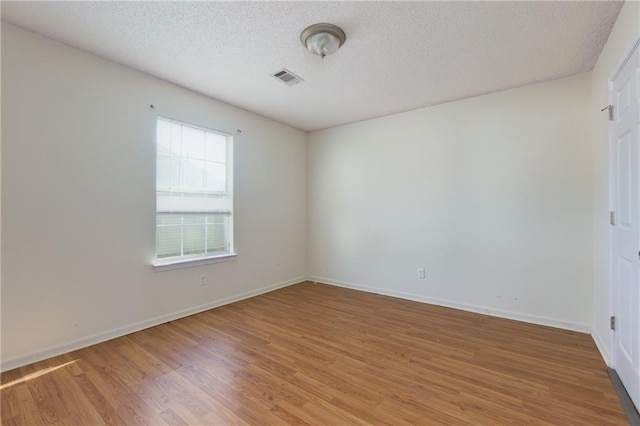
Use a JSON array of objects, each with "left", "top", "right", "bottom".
[{"left": 1, "top": 281, "right": 628, "bottom": 425}]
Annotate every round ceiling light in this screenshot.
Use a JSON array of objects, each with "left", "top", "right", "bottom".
[{"left": 300, "top": 23, "right": 346, "bottom": 59}]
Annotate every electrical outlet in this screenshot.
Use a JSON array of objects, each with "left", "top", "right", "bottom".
[
  {"left": 417, "top": 268, "right": 426, "bottom": 279},
  {"left": 199, "top": 273, "right": 206, "bottom": 286}
]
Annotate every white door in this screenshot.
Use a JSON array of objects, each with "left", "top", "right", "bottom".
[{"left": 611, "top": 39, "right": 640, "bottom": 412}]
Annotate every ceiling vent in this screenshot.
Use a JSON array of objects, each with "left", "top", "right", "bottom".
[{"left": 272, "top": 68, "right": 304, "bottom": 86}]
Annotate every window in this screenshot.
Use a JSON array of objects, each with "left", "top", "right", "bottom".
[{"left": 154, "top": 117, "right": 234, "bottom": 268}]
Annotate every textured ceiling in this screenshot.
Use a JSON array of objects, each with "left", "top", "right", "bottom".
[{"left": 1, "top": 1, "right": 624, "bottom": 131}]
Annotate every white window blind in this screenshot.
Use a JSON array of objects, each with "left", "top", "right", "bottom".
[{"left": 155, "top": 118, "right": 233, "bottom": 264}]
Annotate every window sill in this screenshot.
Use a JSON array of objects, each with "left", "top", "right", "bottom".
[{"left": 152, "top": 253, "right": 238, "bottom": 272}]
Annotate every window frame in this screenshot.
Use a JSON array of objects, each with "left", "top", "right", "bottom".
[{"left": 152, "top": 116, "right": 236, "bottom": 271}]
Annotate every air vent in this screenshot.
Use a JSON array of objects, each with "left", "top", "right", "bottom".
[{"left": 272, "top": 68, "right": 304, "bottom": 86}]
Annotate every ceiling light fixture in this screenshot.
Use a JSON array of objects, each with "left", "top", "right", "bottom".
[{"left": 300, "top": 23, "right": 346, "bottom": 59}]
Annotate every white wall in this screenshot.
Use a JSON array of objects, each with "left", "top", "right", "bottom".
[
  {"left": 1, "top": 23, "right": 307, "bottom": 370},
  {"left": 591, "top": 1, "right": 640, "bottom": 365},
  {"left": 308, "top": 73, "right": 593, "bottom": 331}
]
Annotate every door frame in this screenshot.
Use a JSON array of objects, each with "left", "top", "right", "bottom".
[{"left": 608, "top": 33, "right": 640, "bottom": 367}]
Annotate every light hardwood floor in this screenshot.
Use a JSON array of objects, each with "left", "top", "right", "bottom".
[{"left": 1, "top": 281, "right": 628, "bottom": 425}]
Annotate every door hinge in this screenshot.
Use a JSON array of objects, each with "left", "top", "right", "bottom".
[
  {"left": 610, "top": 211, "right": 616, "bottom": 226},
  {"left": 610, "top": 316, "right": 616, "bottom": 331},
  {"left": 602, "top": 104, "right": 614, "bottom": 121}
]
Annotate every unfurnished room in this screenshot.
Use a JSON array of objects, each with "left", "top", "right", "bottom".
[{"left": 1, "top": 1, "right": 639, "bottom": 424}]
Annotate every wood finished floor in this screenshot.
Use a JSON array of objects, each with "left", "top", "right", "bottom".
[{"left": 1, "top": 282, "right": 627, "bottom": 425}]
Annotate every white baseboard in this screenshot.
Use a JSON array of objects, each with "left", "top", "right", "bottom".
[
  {"left": 309, "top": 276, "right": 592, "bottom": 334},
  {"left": 1, "top": 276, "right": 305, "bottom": 372},
  {"left": 592, "top": 329, "right": 612, "bottom": 366}
]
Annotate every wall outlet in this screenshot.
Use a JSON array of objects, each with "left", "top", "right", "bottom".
[
  {"left": 199, "top": 273, "right": 206, "bottom": 286},
  {"left": 417, "top": 268, "right": 426, "bottom": 279}
]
